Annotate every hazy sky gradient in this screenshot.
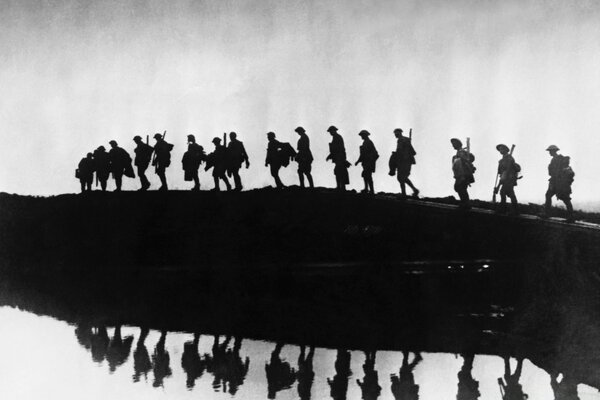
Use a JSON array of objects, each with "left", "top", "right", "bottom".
[{"left": 2, "top": 0, "right": 600, "bottom": 206}]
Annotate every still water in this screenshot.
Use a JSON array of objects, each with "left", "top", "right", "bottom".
[{"left": 1, "top": 306, "right": 598, "bottom": 400}]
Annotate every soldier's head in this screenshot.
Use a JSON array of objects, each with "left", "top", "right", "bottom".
[
  {"left": 327, "top": 126, "right": 338, "bottom": 135},
  {"left": 229, "top": 132, "right": 237, "bottom": 140},
  {"left": 358, "top": 130, "right": 370, "bottom": 140},
  {"left": 133, "top": 135, "right": 142, "bottom": 143},
  {"left": 212, "top": 137, "right": 221, "bottom": 146},
  {"left": 97, "top": 145, "right": 106, "bottom": 152},
  {"left": 109, "top": 140, "right": 118, "bottom": 148},
  {"left": 154, "top": 133, "right": 163, "bottom": 141},
  {"left": 87, "top": 152, "right": 93, "bottom": 159},
  {"left": 267, "top": 131, "right": 276, "bottom": 141},
  {"left": 546, "top": 144, "right": 559, "bottom": 156},
  {"left": 450, "top": 138, "right": 462, "bottom": 150},
  {"left": 295, "top": 126, "right": 305, "bottom": 135},
  {"left": 496, "top": 144, "right": 509, "bottom": 155},
  {"left": 394, "top": 128, "right": 403, "bottom": 138},
  {"left": 187, "top": 134, "right": 196, "bottom": 143}
]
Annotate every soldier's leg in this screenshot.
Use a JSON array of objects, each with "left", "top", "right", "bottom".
[
  {"left": 397, "top": 172, "right": 407, "bottom": 196},
  {"left": 298, "top": 171, "right": 305, "bottom": 187},
  {"left": 79, "top": 180, "right": 85, "bottom": 193},
  {"left": 115, "top": 173, "right": 123, "bottom": 192},
  {"left": 544, "top": 185, "right": 554, "bottom": 215},
  {"left": 368, "top": 174, "right": 374, "bottom": 193},
  {"left": 100, "top": 179, "right": 107, "bottom": 192},
  {"left": 307, "top": 172, "right": 314, "bottom": 188},
  {"left": 564, "top": 198, "right": 574, "bottom": 221},
  {"left": 213, "top": 175, "right": 220, "bottom": 191},
  {"left": 192, "top": 172, "right": 199, "bottom": 191},
  {"left": 405, "top": 179, "right": 419, "bottom": 196},
  {"left": 222, "top": 174, "right": 231, "bottom": 191}
]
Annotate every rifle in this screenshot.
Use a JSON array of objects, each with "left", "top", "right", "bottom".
[
  {"left": 493, "top": 144, "right": 516, "bottom": 203},
  {"left": 146, "top": 135, "right": 149, "bottom": 145},
  {"left": 409, "top": 128, "right": 412, "bottom": 141},
  {"left": 223, "top": 132, "right": 227, "bottom": 148}
]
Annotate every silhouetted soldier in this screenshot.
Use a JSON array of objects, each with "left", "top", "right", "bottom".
[
  {"left": 205, "top": 137, "right": 231, "bottom": 191},
  {"left": 295, "top": 127, "right": 314, "bottom": 188},
  {"left": 107, "top": 325, "right": 134, "bottom": 373},
  {"left": 152, "top": 133, "right": 174, "bottom": 191},
  {"left": 90, "top": 326, "right": 110, "bottom": 363},
  {"left": 327, "top": 349, "right": 352, "bottom": 400},
  {"left": 357, "top": 350, "right": 381, "bottom": 400},
  {"left": 152, "top": 330, "right": 172, "bottom": 388},
  {"left": 355, "top": 130, "right": 379, "bottom": 194},
  {"left": 391, "top": 351, "right": 421, "bottom": 400},
  {"left": 266, "top": 342, "right": 297, "bottom": 399},
  {"left": 181, "top": 333, "right": 205, "bottom": 389},
  {"left": 266, "top": 132, "right": 285, "bottom": 189},
  {"left": 133, "top": 327, "right": 152, "bottom": 383},
  {"left": 542, "top": 145, "right": 575, "bottom": 222},
  {"left": 498, "top": 357, "right": 527, "bottom": 400},
  {"left": 495, "top": 144, "right": 519, "bottom": 215},
  {"left": 326, "top": 126, "right": 350, "bottom": 191},
  {"left": 227, "top": 132, "right": 250, "bottom": 191},
  {"left": 108, "top": 140, "right": 133, "bottom": 192},
  {"left": 182, "top": 135, "right": 205, "bottom": 191},
  {"left": 457, "top": 354, "right": 480, "bottom": 400},
  {"left": 77, "top": 153, "right": 95, "bottom": 193},
  {"left": 451, "top": 138, "right": 475, "bottom": 210},
  {"left": 93, "top": 146, "right": 110, "bottom": 191},
  {"left": 223, "top": 337, "right": 250, "bottom": 395},
  {"left": 297, "top": 345, "right": 315, "bottom": 400},
  {"left": 390, "top": 128, "right": 419, "bottom": 198},
  {"left": 133, "top": 136, "right": 153, "bottom": 191},
  {"left": 551, "top": 373, "right": 580, "bottom": 400}
]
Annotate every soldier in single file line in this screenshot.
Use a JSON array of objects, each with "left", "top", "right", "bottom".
[
  {"left": 451, "top": 138, "right": 476, "bottom": 210},
  {"left": 541, "top": 144, "right": 575, "bottom": 222},
  {"left": 76, "top": 152, "right": 95, "bottom": 193},
  {"left": 355, "top": 130, "right": 379, "bottom": 194},
  {"left": 265, "top": 132, "right": 285, "bottom": 189},
  {"left": 152, "top": 133, "right": 174, "bottom": 191},
  {"left": 294, "top": 126, "right": 314, "bottom": 189},
  {"left": 205, "top": 137, "right": 231, "bottom": 191},
  {"left": 108, "top": 140, "right": 134, "bottom": 192},
  {"left": 133, "top": 135, "right": 153, "bottom": 191},
  {"left": 93, "top": 146, "right": 110, "bottom": 192},
  {"left": 494, "top": 144, "right": 520, "bottom": 215},
  {"left": 389, "top": 128, "right": 419, "bottom": 198},
  {"left": 181, "top": 134, "right": 205, "bottom": 191},
  {"left": 226, "top": 132, "right": 250, "bottom": 191},
  {"left": 326, "top": 125, "right": 350, "bottom": 191}
]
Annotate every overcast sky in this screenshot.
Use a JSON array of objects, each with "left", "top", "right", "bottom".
[{"left": 1, "top": 0, "right": 600, "bottom": 207}]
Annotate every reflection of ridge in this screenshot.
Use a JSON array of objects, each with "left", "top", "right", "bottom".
[
  {"left": 266, "top": 342, "right": 297, "bottom": 399},
  {"left": 457, "top": 353, "right": 479, "bottom": 400},
  {"left": 328, "top": 349, "right": 352, "bottom": 400},
  {"left": 551, "top": 372, "right": 580, "bottom": 400},
  {"left": 357, "top": 350, "right": 381, "bottom": 400},
  {"left": 297, "top": 345, "right": 315, "bottom": 400},
  {"left": 181, "top": 333, "right": 205, "bottom": 389},
  {"left": 133, "top": 327, "right": 151, "bottom": 383},
  {"left": 498, "top": 356, "right": 527, "bottom": 400},
  {"left": 152, "top": 331, "right": 172, "bottom": 388},
  {"left": 391, "top": 351, "right": 421, "bottom": 400},
  {"left": 204, "top": 335, "right": 250, "bottom": 395}
]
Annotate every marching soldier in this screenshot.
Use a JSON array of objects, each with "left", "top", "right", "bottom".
[
  {"left": 77, "top": 152, "right": 95, "bottom": 193},
  {"left": 355, "top": 130, "right": 379, "bottom": 194},
  {"left": 265, "top": 132, "right": 285, "bottom": 189},
  {"left": 152, "top": 133, "right": 174, "bottom": 191},
  {"left": 182, "top": 134, "right": 205, "bottom": 191},
  {"left": 133, "top": 136, "right": 153, "bottom": 191},
  {"left": 390, "top": 128, "right": 419, "bottom": 198},
  {"left": 326, "top": 126, "right": 350, "bottom": 191},
  {"left": 451, "top": 138, "right": 475, "bottom": 210},
  {"left": 93, "top": 146, "right": 110, "bottom": 192},
  {"left": 108, "top": 140, "right": 133, "bottom": 192},
  {"left": 206, "top": 137, "right": 231, "bottom": 191},
  {"left": 226, "top": 132, "right": 250, "bottom": 191},
  {"left": 494, "top": 144, "right": 519, "bottom": 215},
  {"left": 295, "top": 127, "right": 314, "bottom": 188},
  {"left": 542, "top": 145, "right": 575, "bottom": 222}
]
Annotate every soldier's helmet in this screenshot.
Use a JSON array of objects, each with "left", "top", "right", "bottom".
[
  {"left": 267, "top": 132, "right": 276, "bottom": 139},
  {"left": 97, "top": 146, "right": 106, "bottom": 152},
  {"left": 358, "top": 130, "right": 370, "bottom": 137},
  {"left": 393, "top": 128, "right": 403, "bottom": 135},
  {"left": 229, "top": 132, "right": 237, "bottom": 139},
  {"left": 327, "top": 126, "right": 338, "bottom": 133},
  {"left": 87, "top": 152, "right": 93, "bottom": 158},
  {"left": 109, "top": 140, "right": 118, "bottom": 146},
  {"left": 450, "top": 138, "right": 463, "bottom": 148},
  {"left": 212, "top": 137, "right": 221, "bottom": 144},
  {"left": 187, "top": 134, "right": 196, "bottom": 142},
  {"left": 546, "top": 145, "right": 559, "bottom": 152},
  {"left": 154, "top": 133, "right": 163, "bottom": 140},
  {"left": 496, "top": 144, "right": 509, "bottom": 152},
  {"left": 295, "top": 126, "right": 305, "bottom": 133},
  {"left": 133, "top": 135, "right": 142, "bottom": 142}
]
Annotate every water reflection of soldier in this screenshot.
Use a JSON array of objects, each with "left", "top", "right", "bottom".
[
  {"left": 326, "top": 126, "right": 350, "bottom": 191},
  {"left": 77, "top": 153, "right": 95, "bottom": 193},
  {"left": 93, "top": 146, "right": 110, "bottom": 191},
  {"left": 551, "top": 373, "right": 580, "bottom": 400},
  {"left": 355, "top": 131, "right": 379, "bottom": 194},
  {"left": 227, "top": 132, "right": 250, "bottom": 191},
  {"left": 457, "top": 354, "right": 480, "bottom": 400},
  {"left": 152, "top": 330, "right": 172, "bottom": 388},
  {"left": 205, "top": 138, "right": 232, "bottom": 191},
  {"left": 389, "top": 128, "right": 419, "bottom": 198},
  {"left": 133, "top": 327, "right": 152, "bottom": 383},
  {"left": 152, "top": 133, "right": 174, "bottom": 191},
  {"left": 327, "top": 349, "right": 352, "bottom": 400},
  {"left": 75, "top": 323, "right": 93, "bottom": 350},
  {"left": 133, "top": 135, "right": 153, "bottom": 191},
  {"left": 223, "top": 337, "right": 250, "bottom": 395},
  {"left": 498, "top": 357, "right": 527, "bottom": 400},
  {"left": 451, "top": 138, "right": 475, "bottom": 210},
  {"left": 495, "top": 144, "right": 519, "bottom": 215},
  {"left": 90, "top": 326, "right": 110, "bottom": 363},
  {"left": 265, "top": 132, "right": 285, "bottom": 189},
  {"left": 108, "top": 140, "right": 134, "bottom": 192},
  {"left": 297, "top": 345, "right": 315, "bottom": 400},
  {"left": 107, "top": 325, "right": 134, "bottom": 373},
  {"left": 542, "top": 145, "right": 575, "bottom": 222},
  {"left": 357, "top": 350, "right": 381, "bottom": 400},
  {"left": 295, "top": 127, "right": 314, "bottom": 189},
  {"left": 181, "top": 333, "right": 205, "bottom": 389},
  {"left": 182, "top": 135, "right": 205, "bottom": 191},
  {"left": 391, "top": 351, "right": 422, "bottom": 400},
  {"left": 266, "top": 342, "right": 297, "bottom": 399}
]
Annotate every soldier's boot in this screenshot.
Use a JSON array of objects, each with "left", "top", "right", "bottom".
[
  {"left": 223, "top": 177, "right": 232, "bottom": 191},
  {"left": 233, "top": 174, "right": 242, "bottom": 191}
]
